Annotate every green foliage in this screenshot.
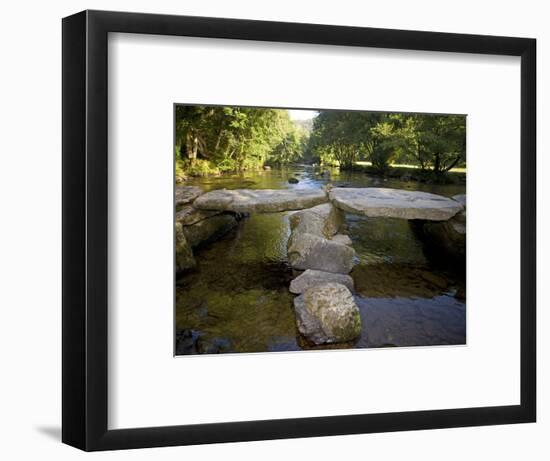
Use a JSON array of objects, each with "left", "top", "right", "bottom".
[
  {"left": 407, "top": 114, "right": 466, "bottom": 174},
  {"left": 271, "top": 128, "right": 308, "bottom": 165},
  {"left": 174, "top": 105, "right": 466, "bottom": 178},
  {"left": 307, "top": 111, "right": 466, "bottom": 174},
  {"left": 175, "top": 158, "right": 186, "bottom": 179},
  {"left": 180, "top": 158, "right": 220, "bottom": 177},
  {"left": 175, "top": 105, "right": 306, "bottom": 174}
]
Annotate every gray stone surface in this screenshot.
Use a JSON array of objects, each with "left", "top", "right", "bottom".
[
  {"left": 293, "top": 283, "right": 362, "bottom": 345},
  {"left": 452, "top": 194, "right": 467, "bottom": 208},
  {"left": 289, "top": 203, "right": 343, "bottom": 238},
  {"left": 287, "top": 203, "right": 354, "bottom": 273},
  {"left": 290, "top": 269, "right": 354, "bottom": 294},
  {"left": 287, "top": 233, "right": 355, "bottom": 274},
  {"left": 182, "top": 214, "right": 238, "bottom": 248},
  {"left": 329, "top": 187, "right": 463, "bottom": 221},
  {"left": 176, "top": 205, "right": 221, "bottom": 226},
  {"left": 175, "top": 222, "right": 196, "bottom": 272},
  {"left": 422, "top": 211, "right": 466, "bottom": 260},
  {"left": 175, "top": 186, "right": 203, "bottom": 207},
  {"left": 331, "top": 234, "right": 353, "bottom": 246},
  {"left": 193, "top": 188, "right": 327, "bottom": 213}
]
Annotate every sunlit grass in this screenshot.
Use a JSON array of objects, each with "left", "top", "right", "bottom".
[{"left": 355, "top": 161, "right": 466, "bottom": 174}]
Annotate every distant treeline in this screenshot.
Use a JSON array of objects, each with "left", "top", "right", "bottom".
[
  {"left": 307, "top": 111, "right": 466, "bottom": 175},
  {"left": 175, "top": 105, "right": 466, "bottom": 178}
]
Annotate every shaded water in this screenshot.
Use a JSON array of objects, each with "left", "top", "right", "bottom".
[{"left": 176, "top": 166, "right": 466, "bottom": 354}]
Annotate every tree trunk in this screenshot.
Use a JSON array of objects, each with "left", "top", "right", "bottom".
[
  {"left": 443, "top": 154, "right": 462, "bottom": 172},
  {"left": 434, "top": 152, "right": 441, "bottom": 173}
]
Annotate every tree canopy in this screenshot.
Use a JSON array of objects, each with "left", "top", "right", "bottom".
[
  {"left": 174, "top": 105, "right": 466, "bottom": 177},
  {"left": 307, "top": 111, "right": 466, "bottom": 174},
  {"left": 175, "top": 105, "right": 307, "bottom": 175}
]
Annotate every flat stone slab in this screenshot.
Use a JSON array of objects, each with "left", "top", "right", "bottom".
[
  {"left": 175, "top": 186, "right": 203, "bottom": 207},
  {"left": 176, "top": 205, "right": 221, "bottom": 226},
  {"left": 194, "top": 188, "right": 327, "bottom": 213},
  {"left": 452, "top": 194, "right": 466, "bottom": 208},
  {"left": 329, "top": 187, "right": 463, "bottom": 221}
]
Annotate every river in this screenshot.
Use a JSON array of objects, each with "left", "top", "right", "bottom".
[{"left": 176, "top": 166, "right": 466, "bottom": 354}]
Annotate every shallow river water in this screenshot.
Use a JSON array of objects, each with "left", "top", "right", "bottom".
[{"left": 176, "top": 166, "right": 466, "bottom": 354}]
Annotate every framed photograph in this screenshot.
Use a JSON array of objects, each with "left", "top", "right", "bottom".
[{"left": 62, "top": 10, "right": 536, "bottom": 451}]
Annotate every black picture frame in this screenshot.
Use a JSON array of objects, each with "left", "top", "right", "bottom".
[{"left": 62, "top": 9, "right": 536, "bottom": 451}]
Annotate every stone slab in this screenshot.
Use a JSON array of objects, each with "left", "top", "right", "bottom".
[
  {"left": 193, "top": 188, "right": 327, "bottom": 213},
  {"left": 329, "top": 187, "right": 463, "bottom": 221},
  {"left": 175, "top": 186, "right": 203, "bottom": 207}
]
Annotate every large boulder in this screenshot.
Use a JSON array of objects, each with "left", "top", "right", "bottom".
[
  {"left": 193, "top": 188, "right": 327, "bottom": 213},
  {"left": 288, "top": 233, "right": 355, "bottom": 274},
  {"left": 420, "top": 193, "right": 466, "bottom": 262},
  {"left": 289, "top": 269, "right": 354, "bottom": 294},
  {"left": 293, "top": 283, "right": 362, "bottom": 345},
  {"left": 287, "top": 203, "right": 354, "bottom": 273},
  {"left": 175, "top": 185, "right": 203, "bottom": 207},
  {"left": 175, "top": 222, "right": 196, "bottom": 272},
  {"left": 330, "top": 234, "right": 353, "bottom": 246},
  {"left": 176, "top": 205, "right": 221, "bottom": 226},
  {"left": 329, "top": 187, "right": 463, "bottom": 221},
  {"left": 182, "top": 214, "right": 238, "bottom": 248},
  {"left": 289, "top": 203, "right": 343, "bottom": 238},
  {"left": 422, "top": 212, "right": 466, "bottom": 261}
]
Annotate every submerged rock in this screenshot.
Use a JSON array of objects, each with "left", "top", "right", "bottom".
[
  {"left": 182, "top": 214, "right": 238, "bottom": 248},
  {"left": 196, "top": 336, "right": 233, "bottom": 354},
  {"left": 329, "top": 187, "right": 463, "bottom": 221},
  {"left": 193, "top": 188, "right": 327, "bottom": 213},
  {"left": 175, "top": 329, "right": 199, "bottom": 355},
  {"left": 288, "top": 177, "right": 299, "bottom": 184},
  {"left": 175, "top": 185, "right": 203, "bottom": 207},
  {"left": 289, "top": 269, "right": 354, "bottom": 294},
  {"left": 293, "top": 283, "right": 362, "bottom": 345},
  {"left": 175, "top": 222, "right": 196, "bottom": 273}
]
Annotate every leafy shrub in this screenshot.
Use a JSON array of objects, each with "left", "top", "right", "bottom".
[{"left": 182, "top": 159, "right": 220, "bottom": 177}]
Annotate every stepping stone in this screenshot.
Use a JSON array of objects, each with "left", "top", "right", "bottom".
[
  {"left": 331, "top": 234, "right": 353, "bottom": 245},
  {"left": 175, "top": 186, "right": 203, "bottom": 207},
  {"left": 290, "top": 269, "right": 354, "bottom": 294},
  {"left": 194, "top": 188, "right": 327, "bottom": 213},
  {"left": 329, "top": 187, "right": 463, "bottom": 221},
  {"left": 293, "top": 283, "right": 362, "bottom": 345},
  {"left": 452, "top": 194, "right": 467, "bottom": 208}
]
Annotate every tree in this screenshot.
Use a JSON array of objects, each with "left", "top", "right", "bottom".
[
  {"left": 308, "top": 111, "right": 366, "bottom": 169},
  {"left": 175, "top": 105, "right": 305, "bottom": 174},
  {"left": 368, "top": 121, "right": 402, "bottom": 171},
  {"left": 400, "top": 114, "right": 466, "bottom": 174},
  {"left": 308, "top": 111, "right": 466, "bottom": 174},
  {"left": 271, "top": 128, "right": 307, "bottom": 165}
]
